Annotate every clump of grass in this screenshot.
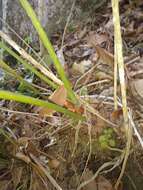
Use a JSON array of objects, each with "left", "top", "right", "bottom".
[
  {"left": 0, "top": 90, "right": 83, "bottom": 120},
  {"left": 0, "top": 1, "right": 84, "bottom": 187},
  {"left": 0, "top": 0, "right": 132, "bottom": 189},
  {"left": 0, "top": 42, "right": 57, "bottom": 89},
  {"left": 19, "top": 0, "right": 77, "bottom": 103},
  {"left": 0, "top": 0, "right": 82, "bottom": 120},
  {"left": 0, "top": 59, "right": 38, "bottom": 94}
]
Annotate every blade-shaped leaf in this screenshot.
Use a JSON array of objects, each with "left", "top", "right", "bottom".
[
  {"left": 0, "top": 42, "right": 57, "bottom": 89},
  {"left": 0, "top": 59, "right": 38, "bottom": 93},
  {"left": 0, "top": 90, "right": 84, "bottom": 120},
  {"left": 19, "top": 0, "right": 77, "bottom": 103}
]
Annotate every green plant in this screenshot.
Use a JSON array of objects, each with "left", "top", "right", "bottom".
[
  {"left": 0, "top": 90, "right": 83, "bottom": 120},
  {"left": 19, "top": 0, "right": 77, "bottom": 103},
  {"left": 99, "top": 128, "right": 116, "bottom": 149},
  {"left": 0, "top": 0, "right": 84, "bottom": 120},
  {"left": 0, "top": 42, "right": 57, "bottom": 89}
]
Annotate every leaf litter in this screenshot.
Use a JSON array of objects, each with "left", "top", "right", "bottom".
[{"left": 0, "top": 1, "right": 143, "bottom": 190}]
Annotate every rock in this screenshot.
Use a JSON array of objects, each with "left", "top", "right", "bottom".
[
  {"left": 1, "top": 0, "right": 80, "bottom": 48},
  {"left": 1, "top": 0, "right": 107, "bottom": 49}
]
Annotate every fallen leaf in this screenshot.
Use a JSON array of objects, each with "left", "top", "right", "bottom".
[
  {"left": 38, "top": 85, "right": 84, "bottom": 116},
  {"left": 64, "top": 100, "right": 84, "bottom": 114},
  {"left": 49, "top": 85, "right": 67, "bottom": 105},
  {"left": 95, "top": 46, "right": 114, "bottom": 67},
  {"left": 96, "top": 175, "right": 113, "bottom": 190},
  {"left": 48, "top": 158, "right": 60, "bottom": 169},
  {"left": 95, "top": 71, "right": 113, "bottom": 80},
  {"left": 87, "top": 33, "right": 114, "bottom": 67},
  {"left": 38, "top": 85, "right": 67, "bottom": 117},
  {"left": 78, "top": 27, "right": 87, "bottom": 39},
  {"left": 111, "top": 108, "right": 123, "bottom": 121},
  {"left": 82, "top": 169, "right": 113, "bottom": 190},
  {"left": 72, "top": 60, "right": 92, "bottom": 74},
  {"left": 82, "top": 169, "right": 98, "bottom": 190},
  {"left": 88, "top": 31, "right": 108, "bottom": 46}
]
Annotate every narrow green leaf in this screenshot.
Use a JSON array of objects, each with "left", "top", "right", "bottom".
[
  {"left": 0, "top": 60, "right": 37, "bottom": 94},
  {"left": 0, "top": 90, "right": 84, "bottom": 120},
  {"left": 19, "top": 0, "right": 77, "bottom": 103},
  {"left": 0, "top": 42, "right": 57, "bottom": 89},
  {"left": 0, "top": 59, "right": 38, "bottom": 93}
]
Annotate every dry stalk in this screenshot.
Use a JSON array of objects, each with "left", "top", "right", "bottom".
[
  {"left": 61, "top": 0, "right": 76, "bottom": 49},
  {"left": 0, "top": 31, "right": 63, "bottom": 86},
  {"left": 79, "top": 96, "right": 117, "bottom": 127},
  {"left": 74, "top": 65, "right": 97, "bottom": 90},
  {"left": 71, "top": 121, "right": 81, "bottom": 157},
  {"left": 77, "top": 158, "right": 121, "bottom": 190},
  {"left": 79, "top": 112, "right": 92, "bottom": 183},
  {"left": 30, "top": 154, "right": 63, "bottom": 190},
  {"left": 111, "top": 0, "right": 133, "bottom": 188}
]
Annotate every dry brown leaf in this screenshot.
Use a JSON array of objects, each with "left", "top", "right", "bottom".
[
  {"left": 48, "top": 158, "right": 60, "bottom": 169},
  {"left": 111, "top": 108, "right": 123, "bottom": 121},
  {"left": 87, "top": 32, "right": 114, "bottom": 67},
  {"left": 95, "top": 71, "right": 113, "bottom": 80},
  {"left": 96, "top": 175, "right": 113, "bottom": 190},
  {"left": 82, "top": 169, "right": 113, "bottom": 190},
  {"left": 72, "top": 60, "right": 92, "bottom": 74},
  {"left": 88, "top": 32, "right": 108, "bottom": 46},
  {"left": 95, "top": 46, "right": 114, "bottom": 67},
  {"left": 78, "top": 27, "right": 87, "bottom": 39},
  {"left": 64, "top": 100, "right": 84, "bottom": 114},
  {"left": 49, "top": 85, "right": 67, "bottom": 105},
  {"left": 39, "top": 85, "right": 84, "bottom": 116},
  {"left": 39, "top": 85, "right": 67, "bottom": 117},
  {"left": 82, "top": 169, "right": 98, "bottom": 190},
  {"left": 88, "top": 33, "right": 114, "bottom": 67}
]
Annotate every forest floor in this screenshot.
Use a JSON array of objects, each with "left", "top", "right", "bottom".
[{"left": 0, "top": 1, "right": 143, "bottom": 190}]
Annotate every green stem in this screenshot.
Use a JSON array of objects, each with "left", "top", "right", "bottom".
[
  {"left": 0, "top": 59, "right": 38, "bottom": 93},
  {"left": 19, "top": 0, "right": 77, "bottom": 103},
  {"left": 0, "top": 90, "right": 84, "bottom": 120},
  {"left": 0, "top": 42, "right": 57, "bottom": 89}
]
